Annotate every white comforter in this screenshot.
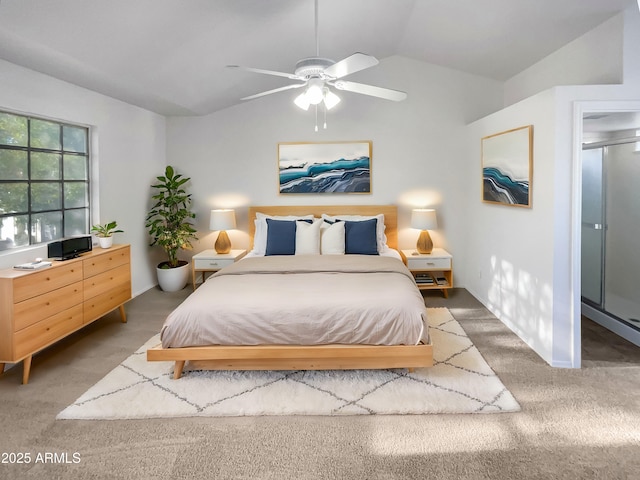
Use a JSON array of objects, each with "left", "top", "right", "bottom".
[{"left": 160, "top": 255, "right": 427, "bottom": 348}]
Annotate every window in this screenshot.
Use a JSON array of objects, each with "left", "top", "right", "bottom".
[{"left": 0, "top": 111, "right": 90, "bottom": 252}]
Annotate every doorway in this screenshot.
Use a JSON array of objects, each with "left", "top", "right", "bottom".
[{"left": 581, "top": 114, "right": 640, "bottom": 346}]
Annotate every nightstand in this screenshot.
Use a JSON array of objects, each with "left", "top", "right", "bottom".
[
  {"left": 191, "top": 249, "right": 246, "bottom": 290},
  {"left": 402, "top": 248, "right": 453, "bottom": 298}
]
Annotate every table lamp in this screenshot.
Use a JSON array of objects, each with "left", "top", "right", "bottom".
[
  {"left": 209, "top": 209, "right": 236, "bottom": 254},
  {"left": 411, "top": 209, "right": 437, "bottom": 254}
]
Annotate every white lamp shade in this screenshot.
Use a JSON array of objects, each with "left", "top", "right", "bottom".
[
  {"left": 305, "top": 79, "right": 324, "bottom": 105},
  {"left": 294, "top": 92, "right": 311, "bottom": 110},
  {"left": 411, "top": 209, "right": 437, "bottom": 230},
  {"left": 323, "top": 89, "right": 341, "bottom": 110},
  {"left": 210, "top": 209, "right": 236, "bottom": 231}
]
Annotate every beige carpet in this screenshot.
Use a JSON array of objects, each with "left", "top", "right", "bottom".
[{"left": 57, "top": 308, "right": 519, "bottom": 419}]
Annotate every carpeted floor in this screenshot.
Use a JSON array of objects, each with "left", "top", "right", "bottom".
[{"left": 1, "top": 287, "right": 639, "bottom": 479}]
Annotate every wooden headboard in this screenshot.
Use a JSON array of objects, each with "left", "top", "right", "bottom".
[{"left": 248, "top": 205, "right": 398, "bottom": 250}]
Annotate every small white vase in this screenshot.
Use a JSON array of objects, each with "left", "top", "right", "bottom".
[{"left": 98, "top": 236, "right": 113, "bottom": 248}]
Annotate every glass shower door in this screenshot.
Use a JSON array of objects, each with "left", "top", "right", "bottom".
[
  {"left": 602, "top": 142, "right": 640, "bottom": 325},
  {"left": 581, "top": 147, "right": 605, "bottom": 306}
]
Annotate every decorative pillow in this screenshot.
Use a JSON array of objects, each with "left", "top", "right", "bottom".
[
  {"left": 253, "top": 213, "right": 314, "bottom": 255},
  {"left": 295, "top": 219, "right": 322, "bottom": 255},
  {"left": 265, "top": 219, "right": 297, "bottom": 255},
  {"left": 320, "top": 220, "right": 345, "bottom": 255},
  {"left": 344, "top": 218, "right": 378, "bottom": 255},
  {"left": 321, "top": 213, "right": 387, "bottom": 252}
]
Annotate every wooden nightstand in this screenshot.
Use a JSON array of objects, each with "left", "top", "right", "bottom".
[
  {"left": 402, "top": 248, "right": 453, "bottom": 298},
  {"left": 191, "top": 249, "right": 246, "bottom": 290}
]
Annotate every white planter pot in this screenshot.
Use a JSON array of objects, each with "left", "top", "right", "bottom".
[
  {"left": 98, "top": 236, "right": 113, "bottom": 248},
  {"left": 157, "top": 261, "right": 190, "bottom": 292}
]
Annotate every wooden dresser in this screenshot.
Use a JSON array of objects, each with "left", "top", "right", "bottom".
[{"left": 0, "top": 244, "right": 131, "bottom": 384}]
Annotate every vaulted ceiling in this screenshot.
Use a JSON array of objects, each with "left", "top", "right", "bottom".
[{"left": 0, "top": 0, "right": 634, "bottom": 116}]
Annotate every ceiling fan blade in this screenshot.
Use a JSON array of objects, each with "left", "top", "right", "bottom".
[
  {"left": 241, "top": 83, "right": 306, "bottom": 101},
  {"left": 333, "top": 80, "right": 407, "bottom": 101},
  {"left": 323, "top": 53, "right": 379, "bottom": 79},
  {"left": 227, "top": 65, "right": 301, "bottom": 80}
]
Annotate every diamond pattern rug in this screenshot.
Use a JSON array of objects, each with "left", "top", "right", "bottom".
[{"left": 57, "top": 308, "right": 520, "bottom": 419}]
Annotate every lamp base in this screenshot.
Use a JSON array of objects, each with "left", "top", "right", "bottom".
[
  {"left": 416, "top": 230, "right": 433, "bottom": 254},
  {"left": 214, "top": 230, "right": 231, "bottom": 254}
]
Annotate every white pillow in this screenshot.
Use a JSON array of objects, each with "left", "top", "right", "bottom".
[
  {"left": 252, "top": 213, "right": 314, "bottom": 255},
  {"left": 320, "top": 220, "right": 345, "bottom": 255},
  {"left": 321, "top": 214, "right": 387, "bottom": 252},
  {"left": 295, "top": 219, "right": 322, "bottom": 255}
]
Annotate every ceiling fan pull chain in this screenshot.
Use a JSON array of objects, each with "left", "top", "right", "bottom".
[
  {"left": 323, "top": 105, "right": 327, "bottom": 129},
  {"left": 314, "top": 105, "right": 319, "bottom": 132}
]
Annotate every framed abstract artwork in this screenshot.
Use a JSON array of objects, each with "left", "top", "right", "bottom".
[
  {"left": 481, "top": 125, "right": 533, "bottom": 208},
  {"left": 278, "top": 141, "right": 372, "bottom": 194}
]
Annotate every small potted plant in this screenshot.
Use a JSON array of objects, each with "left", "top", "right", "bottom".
[
  {"left": 145, "top": 166, "right": 198, "bottom": 291},
  {"left": 91, "top": 221, "right": 124, "bottom": 249}
]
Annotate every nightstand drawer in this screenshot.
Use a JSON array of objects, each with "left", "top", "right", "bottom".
[
  {"left": 194, "top": 258, "right": 235, "bottom": 270},
  {"left": 407, "top": 257, "right": 451, "bottom": 270}
]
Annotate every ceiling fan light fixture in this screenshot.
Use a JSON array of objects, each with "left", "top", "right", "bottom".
[
  {"left": 294, "top": 92, "right": 311, "bottom": 110},
  {"left": 323, "top": 89, "right": 341, "bottom": 110},
  {"left": 305, "top": 78, "right": 325, "bottom": 105}
]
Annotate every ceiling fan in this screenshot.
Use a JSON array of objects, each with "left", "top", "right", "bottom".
[{"left": 227, "top": 0, "right": 407, "bottom": 117}]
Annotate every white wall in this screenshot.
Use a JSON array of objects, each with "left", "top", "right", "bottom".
[
  {"left": 167, "top": 55, "right": 504, "bottom": 273},
  {"left": 465, "top": 90, "right": 558, "bottom": 364},
  {"left": 0, "top": 59, "right": 166, "bottom": 295},
  {"left": 504, "top": 13, "right": 623, "bottom": 107}
]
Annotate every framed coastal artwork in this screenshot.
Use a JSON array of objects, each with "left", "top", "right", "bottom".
[
  {"left": 278, "top": 141, "right": 372, "bottom": 194},
  {"left": 481, "top": 125, "right": 533, "bottom": 208}
]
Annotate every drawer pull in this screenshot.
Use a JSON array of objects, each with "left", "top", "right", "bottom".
[{"left": 427, "top": 262, "right": 435, "bottom": 266}]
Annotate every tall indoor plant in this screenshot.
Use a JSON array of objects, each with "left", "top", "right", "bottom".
[{"left": 145, "top": 165, "right": 198, "bottom": 291}]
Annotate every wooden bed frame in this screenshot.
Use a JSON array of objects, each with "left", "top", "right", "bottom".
[{"left": 147, "top": 205, "right": 433, "bottom": 378}]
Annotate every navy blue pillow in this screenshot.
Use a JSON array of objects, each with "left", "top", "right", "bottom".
[
  {"left": 344, "top": 218, "right": 378, "bottom": 255},
  {"left": 265, "top": 219, "right": 297, "bottom": 255}
]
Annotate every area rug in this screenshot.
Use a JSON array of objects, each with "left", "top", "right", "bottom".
[{"left": 57, "top": 308, "right": 520, "bottom": 419}]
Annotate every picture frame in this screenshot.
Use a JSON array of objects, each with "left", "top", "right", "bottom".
[
  {"left": 278, "top": 141, "right": 372, "bottom": 194},
  {"left": 481, "top": 125, "right": 533, "bottom": 208}
]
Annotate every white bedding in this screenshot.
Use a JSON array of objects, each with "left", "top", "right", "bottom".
[{"left": 160, "top": 255, "right": 427, "bottom": 348}]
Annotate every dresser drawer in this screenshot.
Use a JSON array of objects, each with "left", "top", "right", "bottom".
[
  {"left": 13, "top": 262, "right": 83, "bottom": 303},
  {"left": 194, "top": 257, "right": 235, "bottom": 270},
  {"left": 83, "top": 284, "right": 131, "bottom": 323},
  {"left": 13, "top": 282, "right": 83, "bottom": 331},
  {"left": 83, "top": 263, "right": 131, "bottom": 301},
  {"left": 14, "top": 304, "right": 83, "bottom": 359},
  {"left": 84, "top": 246, "right": 130, "bottom": 278},
  {"left": 407, "top": 257, "right": 451, "bottom": 270}
]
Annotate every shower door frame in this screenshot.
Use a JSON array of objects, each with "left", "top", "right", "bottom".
[{"left": 576, "top": 105, "right": 640, "bottom": 348}]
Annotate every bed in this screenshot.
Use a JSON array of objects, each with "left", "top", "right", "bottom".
[{"left": 147, "top": 205, "right": 433, "bottom": 378}]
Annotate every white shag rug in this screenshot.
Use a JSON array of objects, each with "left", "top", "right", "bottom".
[{"left": 57, "top": 308, "right": 520, "bottom": 419}]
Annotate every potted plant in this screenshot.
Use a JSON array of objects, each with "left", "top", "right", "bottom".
[
  {"left": 145, "top": 165, "right": 198, "bottom": 291},
  {"left": 91, "top": 221, "right": 124, "bottom": 249}
]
